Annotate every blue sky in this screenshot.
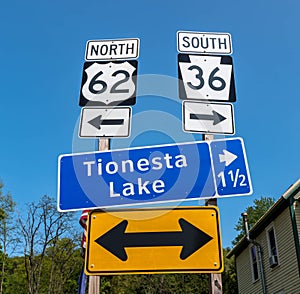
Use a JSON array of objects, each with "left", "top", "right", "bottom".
[{"left": 0, "top": 0, "right": 299, "bottom": 249}]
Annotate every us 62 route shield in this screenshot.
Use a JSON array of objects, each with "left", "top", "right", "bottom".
[{"left": 79, "top": 60, "right": 138, "bottom": 106}]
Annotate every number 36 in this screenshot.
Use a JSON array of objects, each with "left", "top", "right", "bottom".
[{"left": 187, "top": 66, "right": 226, "bottom": 91}]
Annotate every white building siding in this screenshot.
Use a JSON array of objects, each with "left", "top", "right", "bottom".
[
  {"left": 236, "top": 246, "right": 264, "bottom": 294},
  {"left": 235, "top": 206, "right": 300, "bottom": 294},
  {"left": 264, "top": 208, "right": 300, "bottom": 293},
  {"left": 294, "top": 201, "right": 300, "bottom": 243}
]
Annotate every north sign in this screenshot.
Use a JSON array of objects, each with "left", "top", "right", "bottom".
[
  {"left": 85, "top": 206, "right": 223, "bottom": 275},
  {"left": 183, "top": 101, "right": 234, "bottom": 135},
  {"left": 178, "top": 54, "right": 236, "bottom": 102},
  {"left": 57, "top": 137, "right": 252, "bottom": 211},
  {"left": 79, "top": 60, "right": 138, "bottom": 106},
  {"left": 85, "top": 38, "right": 140, "bottom": 61}
]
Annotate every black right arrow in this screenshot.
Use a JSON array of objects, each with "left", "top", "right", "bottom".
[
  {"left": 95, "top": 218, "right": 213, "bottom": 261},
  {"left": 88, "top": 115, "right": 124, "bottom": 130},
  {"left": 190, "top": 111, "right": 226, "bottom": 125}
]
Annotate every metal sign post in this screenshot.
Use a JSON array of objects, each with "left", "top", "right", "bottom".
[
  {"left": 87, "top": 138, "right": 110, "bottom": 294},
  {"left": 203, "top": 134, "right": 222, "bottom": 294}
]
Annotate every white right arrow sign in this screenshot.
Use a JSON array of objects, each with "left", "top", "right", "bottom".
[{"left": 183, "top": 101, "right": 235, "bottom": 135}]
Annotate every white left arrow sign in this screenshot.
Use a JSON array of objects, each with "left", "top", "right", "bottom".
[{"left": 79, "top": 107, "right": 131, "bottom": 138}]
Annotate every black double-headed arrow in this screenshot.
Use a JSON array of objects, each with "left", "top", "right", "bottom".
[
  {"left": 190, "top": 111, "right": 226, "bottom": 125},
  {"left": 88, "top": 115, "right": 124, "bottom": 130},
  {"left": 95, "top": 218, "right": 213, "bottom": 261}
]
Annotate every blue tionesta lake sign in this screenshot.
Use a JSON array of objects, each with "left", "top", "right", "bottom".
[{"left": 57, "top": 137, "right": 252, "bottom": 211}]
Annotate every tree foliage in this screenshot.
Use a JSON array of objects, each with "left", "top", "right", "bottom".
[
  {"left": 0, "top": 183, "right": 18, "bottom": 294},
  {"left": 44, "top": 237, "right": 83, "bottom": 294},
  {"left": 222, "top": 248, "right": 238, "bottom": 294},
  {"left": 107, "top": 273, "right": 209, "bottom": 294},
  {"left": 232, "top": 196, "right": 275, "bottom": 246},
  {"left": 18, "top": 195, "right": 80, "bottom": 294}
]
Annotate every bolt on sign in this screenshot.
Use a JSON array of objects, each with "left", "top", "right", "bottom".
[{"left": 85, "top": 206, "right": 223, "bottom": 275}]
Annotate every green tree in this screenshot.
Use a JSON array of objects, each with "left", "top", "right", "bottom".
[
  {"left": 2, "top": 256, "right": 27, "bottom": 294},
  {"left": 44, "top": 237, "right": 83, "bottom": 294},
  {"left": 0, "top": 183, "right": 18, "bottom": 294},
  {"left": 107, "top": 273, "right": 209, "bottom": 293},
  {"left": 2, "top": 239, "right": 82, "bottom": 294},
  {"left": 232, "top": 196, "right": 275, "bottom": 246},
  {"left": 222, "top": 247, "right": 238, "bottom": 294},
  {"left": 18, "top": 195, "right": 76, "bottom": 294}
]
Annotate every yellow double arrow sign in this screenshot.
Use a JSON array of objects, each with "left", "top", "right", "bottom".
[{"left": 85, "top": 206, "right": 223, "bottom": 275}]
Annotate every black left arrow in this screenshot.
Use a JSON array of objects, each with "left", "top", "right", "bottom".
[
  {"left": 95, "top": 218, "right": 213, "bottom": 261},
  {"left": 190, "top": 111, "right": 226, "bottom": 125},
  {"left": 88, "top": 115, "right": 124, "bottom": 130}
]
